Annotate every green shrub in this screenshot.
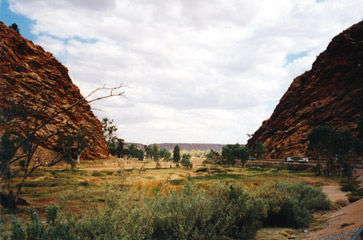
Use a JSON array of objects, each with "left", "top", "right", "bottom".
[
  {"left": 10, "top": 217, "right": 26, "bottom": 240},
  {"left": 151, "top": 183, "right": 233, "bottom": 239},
  {"left": 259, "top": 181, "right": 330, "bottom": 228},
  {"left": 196, "top": 167, "right": 208, "bottom": 172},
  {"left": 92, "top": 171, "right": 106, "bottom": 177},
  {"left": 3, "top": 181, "right": 330, "bottom": 239},
  {"left": 79, "top": 181, "right": 90, "bottom": 186}
]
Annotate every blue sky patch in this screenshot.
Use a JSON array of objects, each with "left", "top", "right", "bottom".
[
  {"left": 0, "top": 0, "right": 36, "bottom": 41},
  {"left": 285, "top": 51, "right": 309, "bottom": 65}
]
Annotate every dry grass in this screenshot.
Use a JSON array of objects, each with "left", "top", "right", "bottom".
[{"left": 1, "top": 157, "right": 346, "bottom": 236}]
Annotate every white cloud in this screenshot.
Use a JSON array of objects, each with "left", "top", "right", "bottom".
[{"left": 8, "top": 0, "right": 363, "bottom": 144}]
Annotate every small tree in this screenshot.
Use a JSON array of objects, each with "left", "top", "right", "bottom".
[
  {"left": 173, "top": 145, "right": 181, "bottom": 163},
  {"left": 58, "top": 134, "right": 75, "bottom": 168},
  {"left": 251, "top": 142, "right": 266, "bottom": 159},
  {"left": 136, "top": 149, "right": 144, "bottom": 161},
  {"left": 144, "top": 145, "right": 153, "bottom": 159},
  {"left": 206, "top": 150, "right": 221, "bottom": 164},
  {"left": 102, "top": 118, "right": 125, "bottom": 158},
  {"left": 236, "top": 146, "right": 250, "bottom": 168},
  {"left": 102, "top": 118, "right": 118, "bottom": 145},
  {"left": 308, "top": 126, "right": 335, "bottom": 175},
  {"left": 159, "top": 148, "right": 171, "bottom": 161},
  {"left": 181, "top": 153, "right": 193, "bottom": 168},
  {"left": 0, "top": 85, "right": 124, "bottom": 209},
  {"left": 9, "top": 23, "right": 20, "bottom": 33},
  {"left": 221, "top": 144, "right": 249, "bottom": 167},
  {"left": 308, "top": 126, "right": 354, "bottom": 176},
  {"left": 115, "top": 138, "right": 124, "bottom": 158},
  {"left": 74, "top": 130, "right": 91, "bottom": 164},
  {"left": 152, "top": 144, "right": 160, "bottom": 161}
]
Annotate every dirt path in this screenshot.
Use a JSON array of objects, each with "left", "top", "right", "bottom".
[
  {"left": 308, "top": 199, "right": 363, "bottom": 239},
  {"left": 307, "top": 169, "right": 363, "bottom": 240},
  {"left": 322, "top": 185, "right": 348, "bottom": 202}
]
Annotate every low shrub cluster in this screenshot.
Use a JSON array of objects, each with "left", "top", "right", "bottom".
[
  {"left": 1, "top": 181, "right": 330, "bottom": 240},
  {"left": 259, "top": 181, "right": 330, "bottom": 228}
]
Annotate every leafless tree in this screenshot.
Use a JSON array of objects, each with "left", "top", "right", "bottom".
[{"left": 0, "top": 85, "right": 124, "bottom": 208}]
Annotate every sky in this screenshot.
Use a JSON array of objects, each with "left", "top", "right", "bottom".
[{"left": 1, "top": 0, "right": 362, "bottom": 145}]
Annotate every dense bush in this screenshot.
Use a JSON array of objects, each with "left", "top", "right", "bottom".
[
  {"left": 1, "top": 181, "right": 330, "bottom": 239},
  {"left": 1, "top": 206, "right": 74, "bottom": 240},
  {"left": 259, "top": 181, "right": 330, "bottom": 228}
]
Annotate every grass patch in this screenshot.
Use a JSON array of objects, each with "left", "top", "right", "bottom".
[
  {"left": 92, "top": 171, "right": 107, "bottom": 177},
  {"left": 195, "top": 167, "right": 208, "bottom": 172},
  {"left": 79, "top": 181, "right": 90, "bottom": 187},
  {"left": 169, "top": 179, "right": 184, "bottom": 185},
  {"left": 193, "top": 174, "right": 241, "bottom": 181}
]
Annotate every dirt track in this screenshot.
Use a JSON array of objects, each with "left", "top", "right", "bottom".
[{"left": 308, "top": 169, "right": 363, "bottom": 240}]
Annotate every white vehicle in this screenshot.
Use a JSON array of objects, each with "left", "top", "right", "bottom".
[
  {"left": 285, "top": 157, "right": 293, "bottom": 162},
  {"left": 298, "top": 158, "right": 309, "bottom": 163}
]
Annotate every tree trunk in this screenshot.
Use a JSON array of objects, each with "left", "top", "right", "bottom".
[
  {"left": 0, "top": 190, "right": 17, "bottom": 209},
  {"left": 317, "top": 153, "right": 321, "bottom": 175}
]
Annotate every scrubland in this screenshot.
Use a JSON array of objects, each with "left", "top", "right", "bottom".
[{"left": 0, "top": 157, "right": 351, "bottom": 239}]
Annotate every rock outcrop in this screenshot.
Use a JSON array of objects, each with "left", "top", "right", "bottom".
[
  {"left": 248, "top": 21, "right": 363, "bottom": 159},
  {"left": 0, "top": 21, "right": 108, "bottom": 159}
]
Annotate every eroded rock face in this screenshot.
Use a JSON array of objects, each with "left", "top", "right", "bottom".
[
  {"left": 0, "top": 21, "right": 108, "bottom": 159},
  {"left": 248, "top": 21, "right": 363, "bottom": 159}
]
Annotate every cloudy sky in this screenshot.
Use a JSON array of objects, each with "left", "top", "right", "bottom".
[{"left": 1, "top": 0, "right": 362, "bottom": 144}]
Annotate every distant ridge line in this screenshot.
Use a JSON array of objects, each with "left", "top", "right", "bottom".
[{"left": 124, "top": 143, "right": 225, "bottom": 151}]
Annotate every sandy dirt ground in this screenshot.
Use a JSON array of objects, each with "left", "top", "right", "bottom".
[
  {"left": 308, "top": 199, "right": 363, "bottom": 239},
  {"left": 79, "top": 157, "right": 205, "bottom": 171},
  {"left": 322, "top": 185, "right": 348, "bottom": 202},
  {"left": 308, "top": 169, "right": 363, "bottom": 240}
]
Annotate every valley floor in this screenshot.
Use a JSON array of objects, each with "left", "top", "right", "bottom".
[{"left": 1, "top": 158, "right": 362, "bottom": 239}]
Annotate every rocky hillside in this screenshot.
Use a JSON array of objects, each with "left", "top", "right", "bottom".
[
  {"left": 0, "top": 21, "right": 108, "bottom": 159},
  {"left": 248, "top": 21, "right": 363, "bottom": 159}
]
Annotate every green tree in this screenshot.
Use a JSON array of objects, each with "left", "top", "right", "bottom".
[
  {"left": 102, "top": 118, "right": 118, "bottom": 145},
  {"left": 152, "top": 144, "right": 160, "bottom": 161},
  {"left": 251, "top": 142, "right": 266, "bottom": 159},
  {"left": 74, "top": 130, "right": 90, "bottom": 164},
  {"left": 128, "top": 144, "right": 138, "bottom": 158},
  {"left": 335, "top": 130, "right": 354, "bottom": 162},
  {"left": 115, "top": 138, "right": 124, "bottom": 158},
  {"left": 221, "top": 145, "right": 235, "bottom": 164},
  {"left": 308, "top": 126, "right": 335, "bottom": 175},
  {"left": 222, "top": 144, "right": 249, "bottom": 166},
  {"left": 206, "top": 150, "right": 221, "bottom": 164},
  {"left": 9, "top": 23, "right": 20, "bottom": 33},
  {"left": 173, "top": 145, "right": 181, "bottom": 163},
  {"left": 159, "top": 148, "right": 171, "bottom": 161},
  {"left": 308, "top": 126, "right": 354, "bottom": 176},
  {"left": 136, "top": 149, "right": 144, "bottom": 161},
  {"left": 102, "top": 118, "right": 125, "bottom": 157},
  {"left": 144, "top": 145, "right": 153, "bottom": 159},
  {"left": 58, "top": 134, "right": 75, "bottom": 168},
  {"left": 181, "top": 153, "right": 193, "bottom": 168}
]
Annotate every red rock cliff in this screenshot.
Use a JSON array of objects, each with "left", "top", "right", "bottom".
[
  {"left": 0, "top": 21, "right": 108, "bottom": 159},
  {"left": 248, "top": 21, "right": 363, "bottom": 159}
]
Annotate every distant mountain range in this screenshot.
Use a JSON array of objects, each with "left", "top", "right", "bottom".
[{"left": 124, "top": 143, "right": 225, "bottom": 152}]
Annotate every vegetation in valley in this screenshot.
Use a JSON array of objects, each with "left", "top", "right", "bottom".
[
  {"left": 1, "top": 101, "right": 362, "bottom": 239},
  {"left": 1, "top": 175, "right": 330, "bottom": 240}
]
